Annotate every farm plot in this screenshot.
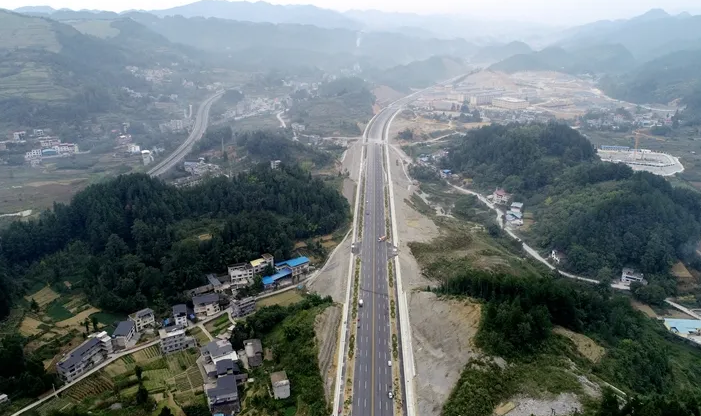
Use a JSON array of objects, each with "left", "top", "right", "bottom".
[
  {"left": 55, "top": 307, "right": 100, "bottom": 328},
  {"left": 25, "top": 286, "right": 61, "bottom": 307},
  {"left": 104, "top": 357, "right": 131, "bottom": 377},
  {"left": 174, "top": 374, "right": 192, "bottom": 392},
  {"left": 189, "top": 327, "right": 210, "bottom": 346},
  {"left": 133, "top": 345, "right": 162, "bottom": 363},
  {"left": 143, "top": 369, "right": 171, "bottom": 393},
  {"left": 166, "top": 351, "right": 198, "bottom": 374},
  {"left": 65, "top": 375, "right": 114, "bottom": 402},
  {"left": 45, "top": 300, "right": 74, "bottom": 322},
  {"left": 186, "top": 366, "right": 204, "bottom": 387},
  {"left": 19, "top": 316, "right": 45, "bottom": 336},
  {"left": 36, "top": 397, "right": 72, "bottom": 415}
]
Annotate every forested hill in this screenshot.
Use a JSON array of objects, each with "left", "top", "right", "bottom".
[
  {"left": 443, "top": 123, "right": 596, "bottom": 193},
  {"left": 442, "top": 123, "right": 701, "bottom": 283},
  {"left": 0, "top": 166, "right": 349, "bottom": 317}
]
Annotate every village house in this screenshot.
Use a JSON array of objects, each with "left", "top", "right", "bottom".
[
  {"left": 159, "top": 325, "right": 195, "bottom": 354},
  {"left": 243, "top": 339, "right": 263, "bottom": 368},
  {"left": 274, "top": 256, "right": 310, "bottom": 279},
  {"left": 193, "top": 293, "right": 221, "bottom": 318},
  {"left": 492, "top": 188, "right": 511, "bottom": 205},
  {"left": 228, "top": 253, "right": 275, "bottom": 289},
  {"left": 621, "top": 268, "right": 646, "bottom": 285},
  {"left": 205, "top": 375, "right": 240, "bottom": 415},
  {"left": 57, "top": 332, "right": 113, "bottom": 383},
  {"left": 112, "top": 320, "right": 136, "bottom": 349},
  {"left": 129, "top": 308, "right": 155, "bottom": 332},
  {"left": 270, "top": 371, "right": 291, "bottom": 399},
  {"left": 510, "top": 202, "right": 524, "bottom": 213},
  {"left": 231, "top": 297, "right": 256, "bottom": 317},
  {"left": 550, "top": 250, "right": 567, "bottom": 265},
  {"left": 172, "top": 304, "right": 190, "bottom": 327}
]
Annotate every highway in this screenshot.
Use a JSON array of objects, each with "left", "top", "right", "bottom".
[
  {"left": 353, "top": 138, "right": 393, "bottom": 416},
  {"left": 148, "top": 91, "right": 224, "bottom": 177}
]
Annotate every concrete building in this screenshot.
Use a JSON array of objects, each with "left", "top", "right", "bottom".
[
  {"left": 57, "top": 336, "right": 111, "bottom": 383},
  {"left": 112, "top": 321, "right": 136, "bottom": 349},
  {"left": 270, "top": 371, "right": 290, "bottom": 399},
  {"left": 159, "top": 325, "right": 195, "bottom": 354},
  {"left": 493, "top": 97, "right": 529, "bottom": 110},
  {"left": 228, "top": 254, "right": 274, "bottom": 289},
  {"left": 664, "top": 319, "right": 701, "bottom": 344},
  {"left": 12, "top": 131, "right": 26, "bottom": 141},
  {"left": 193, "top": 293, "right": 221, "bottom": 318},
  {"left": 172, "top": 304, "right": 190, "bottom": 327},
  {"left": 231, "top": 297, "right": 256, "bottom": 317},
  {"left": 141, "top": 150, "right": 154, "bottom": 166},
  {"left": 39, "top": 137, "right": 61, "bottom": 148},
  {"left": 510, "top": 202, "right": 524, "bottom": 213},
  {"left": 270, "top": 160, "right": 281, "bottom": 170},
  {"left": 129, "top": 308, "right": 155, "bottom": 332},
  {"left": 128, "top": 144, "right": 141, "bottom": 154},
  {"left": 274, "top": 256, "right": 310, "bottom": 278},
  {"left": 0, "top": 394, "right": 9, "bottom": 405},
  {"left": 550, "top": 250, "right": 567, "bottom": 265},
  {"left": 244, "top": 339, "right": 263, "bottom": 368},
  {"left": 621, "top": 268, "right": 646, "bottom": 284},
  {"left": 262, "top": 268, "right": 293, "bottom": 289},
  {"left": 492, "top": 188, "right": 511, "bottom": 205},
  {"left": 202, "top": 339, "right": 239, "bottom": 379},
  {"left": 24, "top": 149, "right": 42, "bottom": 161},
  {"left": 205, "top": 374, "right": 240, "bottom": 415}
]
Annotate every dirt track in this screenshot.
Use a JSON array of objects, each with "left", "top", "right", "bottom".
[{"left": 315, "top": 304, "right": 342, "bottom": 402}]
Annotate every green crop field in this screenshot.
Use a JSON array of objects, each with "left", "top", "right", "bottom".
[
  {"left": 36, "top": 397, "right": 72, "bottom": 415},
  {"left": 166, "top": 350, "right": 198, "bottom": 374},
  {"left": 186, "top": 366, "right": 204, "bottom": 387},
  {"left": 45, "top": 300, "right": 74, "bottom": 322},
  {"left": 143, "top": 369, "right": 171, "bottom": 392},
  {"left": 65, "top": 375, "right": 114, "bottom": 402}
]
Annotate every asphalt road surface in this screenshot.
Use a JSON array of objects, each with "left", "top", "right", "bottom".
[
  {"left": 353, "top": 140, "right": 394, "bottom": 416},
  {"left": 148, "top": 91, "right": 223, "bottom": 177}
]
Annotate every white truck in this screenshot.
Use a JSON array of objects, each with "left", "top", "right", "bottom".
[{"left": 359, "top": 299, "right": 364, "bottom": 307}]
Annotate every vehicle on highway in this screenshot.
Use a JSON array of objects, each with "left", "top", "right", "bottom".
[
  {"left": 378, "top": 235, "right": 387, "bottom": 242},
  {"left": 388, "top": 391, "right": 393, "bottom": 399},
  {"left": 359, "top": 299, "right": 364, "bottom": 307},
  {"left": 387, "top": 360, "right": 392, "bottom": 367}
]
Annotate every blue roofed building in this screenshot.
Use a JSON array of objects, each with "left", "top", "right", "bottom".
[
  {"left": 664, "top": 319, "right": 701, "bottom": 345},
  {"left": 274, "top": 256, "right": 310, "bottom": 279},
  {"left": 262, "top": 268, "right": 293, "bottom": 289}
]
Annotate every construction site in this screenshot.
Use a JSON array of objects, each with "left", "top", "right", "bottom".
[{"left": 597, "top": 131, "right": 684, "bottom": 177}]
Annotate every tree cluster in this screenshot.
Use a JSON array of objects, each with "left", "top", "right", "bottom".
[
  {"left": 0, "top": 165, "right": 348, "bottom": 317},
  {"left": 443, "top": 122, "right": 596, "bottom": 194}
]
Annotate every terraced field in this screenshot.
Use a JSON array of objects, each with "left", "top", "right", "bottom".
[
  {"left": 36, "top": 397, "right": 73, "bottom": 415},
  {"left": 65, "top": 375, "right": 114, "bottom": 402},
  {"left": 133, "top": 345, "right": 162, "bottom": 363}
]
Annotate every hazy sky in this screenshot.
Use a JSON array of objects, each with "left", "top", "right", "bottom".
[{"left": 2, "top": 0, "right": 700, "bottom": 24}]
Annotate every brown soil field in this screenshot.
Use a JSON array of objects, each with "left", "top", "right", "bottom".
[
  {"left": 25, "top": 286, "right": 60, "bottom": 307},
  {"left": 19, "top": 316, "right": 45, "bottom": 336},
  {"left": 553, "top": 326, "right": 605, "bottom": 363},
  {"left": 55, "top": 307, "right": 100, "bottom": 328}
]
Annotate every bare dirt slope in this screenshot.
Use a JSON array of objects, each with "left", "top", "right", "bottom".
[
  {"left": 315, "top": 304, "right": 342, "bottom": 403},
  {"left": 388, "top": 139, "right": 485, "bottom": 415},
  {"left": 309, "top": 140, "right": 362, "bottom": 301},
  {"left": 409, "top": 292, "right": 481, "bottom": 416}
]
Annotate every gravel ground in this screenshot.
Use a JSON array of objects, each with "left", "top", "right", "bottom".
[
  {"left": 504, "top": 394, "right": 583, "bottom": 416},
  {"left": 315, "top": 304, "right": 342, "bottom": 402}
]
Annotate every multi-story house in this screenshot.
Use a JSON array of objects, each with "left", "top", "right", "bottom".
[
  {"left": 159, "top": 325, "right": 195, "bottom": 354},
  {"left": 193, "top": 294, "right": 221, "bottom": 318},
  {"left": 274, "top": 257, "right": 310, "bottom": 279},
  {"left": 56, "top": 332, "right": 113, "bottom": 383},
  {"left": 205, "top": 375, "right": 240, "bottom": 415},
  {"left": 129, "top": 308, "right": 155, "bottom": 332},
  {"left": 172, "top": 304, "right": 190, "bottom": 327},
  {"left": 231, "top": 297, "right": 256, "bottom": 318},
  {"left": 112, "top": 321, "right": 136, "bottom": 349},
  {"left": 227, "top": 254, "right": 274, "bottom": 289}
]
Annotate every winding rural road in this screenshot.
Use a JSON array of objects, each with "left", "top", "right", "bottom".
[{"left": 148, "top": 91, "right": 224, "bottom": 177}]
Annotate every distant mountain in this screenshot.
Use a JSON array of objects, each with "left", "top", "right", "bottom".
[
  {"left": 472, "top": 41, "right": 532, "bottom": 64},
  {"left": 0, "top": 10, "right": 179, "bottom": 127},
  {"left": 13, "top": 5, "right": 56, "bottom": 14},
  {"left": 489, "top": 44, "right": 635, "bottom": 74},
  {"left": 148, "top": 0, "right": 362, "bottom": 30},
  {"left": 555, "top": 9, "right": 701, "bottom": 62},
  {"left": 123, "top": 13, "right": 476, "bottom": 69},
  {"left": 365, "top": 56, "right": 468, "bottom": 92},
  {"left": 600, "top": 48, "right": 701, "bottom": 105}
]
